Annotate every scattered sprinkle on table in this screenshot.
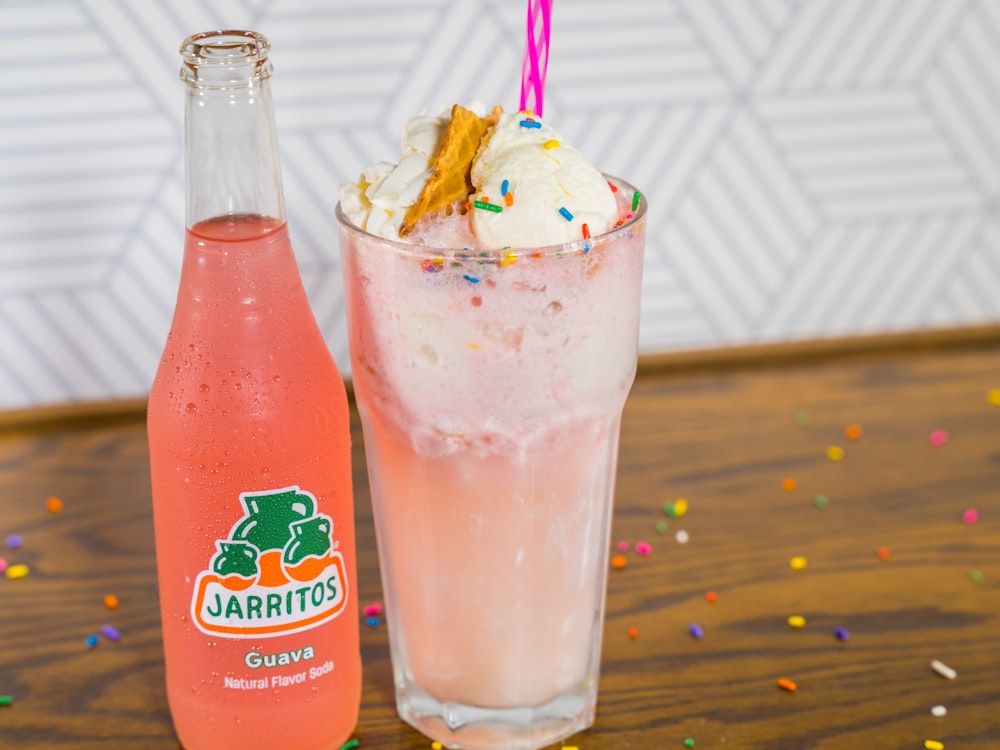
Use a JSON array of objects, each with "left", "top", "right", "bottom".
[
  {"left": 931, "top": 704, "right": 948, "bottom": 717},
  {"left": 787, "top": 615, "right": 806, "bottom": 629},
  {"left": 611, "top": 555, "right": 627, "bottom": 570},
  {"left": 963, "top": 508, "right": 979, "bottom": 525},
  {"left": 684, "top": 740, "right": 695, "bottom": 748},
  {"left": 0, "top": 695, "right": 12, "bottom": 707},
  {"left": 931, "top": 659, "right": 957, "bottom": 680},
  {"left": 705, "top": 590, "right": 717, "bottom": 603},
  {"left": 665, "top": 498, "right": 688, "bottom": 518},
  {"left": 6, "top": 564, "right": 29, "bottom": 580},
  {"left": 782, "top": 477, "right": 796, "bottom": 492},
  {"left": 924, "top": 741, "right": 944, "bottom": 750},
  {"left": 627, "top": 626, "right": 638, "bottom": 639},
  {"left": 5, "top": 533, "right": 23, "bottom": 549},
  {"left": 988, "top": 389, "right": 1000, "bottom": 406},
  {"left": 339, "top": 741, "right": 359, "bottom": 750},
  {"left": 844, "top": 423, "right": 863, "bottom": 440},
  {"left": 826, "top": 445, "right": 844, "bottom": 461},
  {"left": 675, "top": 530, "right": 690, "bottom": 545},
  {"left": 689, "top": 623, "right": 704, "bottom": 640},
  {"left": 104, "top": 594, "right": 119, "bottom": 610},
  {"left": 363, "top": 602, "right": 383, "bottom": 617},
  {"left": 834, "top": 627, "right": 850, "bottom": 641},
  {"left": 561, "top": 746, "right": 578, "bottom": 750},
  {"left": 431, "top": 742, "right": 443, "bottom": 750},
  {"left": 777, "top": 677, "right": 797, "bottom": 693},
  {"left": 794, "top": 410, "right": 810, "bottom": 426},
  {"left": 877, "top": 546, "right": 891, "bottom": 561},
  {"left": 635, "top": 541, "right": 652, "bottom": 556},
  {"left": 655, "top": 520, "right": 669, "bottom": 535},
  {"left": 45, "top": 496, "right": 64, "bottom": 513},
  {"left": 85, "top": 634, "right": 99, "bottom": 648},
  {"left": 789, "top": 556, "right": 808, "bottom": 571},
  {"left": 365, "top": 616, "right": 379, "bottom": 628},
  {"left": 616, "top": 540, "right": 630, "bottom": 553},
  {"left": 0, "top": 558, "right": 7, "bottom": 574},
  {"left": 813, "top": 494, "right": 828, "bottom": 509},
  {"left": 971, "top": 570, "right": 984, "bottom": 582},
  {"left": 929, "top": 429, "right": 948, "bottom": 447},
  {"left": 101, "top": 624, "right": 122, "bottom": 642}
]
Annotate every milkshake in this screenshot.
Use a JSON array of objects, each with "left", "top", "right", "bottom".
[{"left": 338, "top": 104, "right": 645, "bottom": 750}]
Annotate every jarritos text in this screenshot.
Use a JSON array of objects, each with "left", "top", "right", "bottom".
[{"left": 191, "top": 486, "right": 348, "bottom": 638}]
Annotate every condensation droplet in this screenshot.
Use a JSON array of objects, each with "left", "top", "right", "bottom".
[
  {"left": 418, "top": 344, "right": 438, "bottom": 366},
  {"left": 186, "top": 402, "right": 197, "bottom": 414},
  {"left": 272, "top": 375, "right": 281, "bottom": 383},
  {"left": 199, "top": 383, "right": 210, "bottom": 393}
]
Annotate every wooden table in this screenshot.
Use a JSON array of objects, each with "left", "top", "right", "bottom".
[{"left": 2, "top": 333, "right": 999, "bottom": 749}]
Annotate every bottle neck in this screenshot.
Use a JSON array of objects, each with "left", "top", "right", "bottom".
[{"left": 181, "top": 31, "right": 285, "bottom": 229}]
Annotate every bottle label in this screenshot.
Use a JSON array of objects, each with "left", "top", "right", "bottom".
[{"left": 190, "top": 485, "right": 348, "bottom": 638}]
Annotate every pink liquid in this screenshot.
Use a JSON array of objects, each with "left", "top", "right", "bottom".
[
  {"left": 147, "top": 216, "right": 360, "bottom": 750},
  {"left": 363, "top": 408, "right": 622, "bottom": 708}
]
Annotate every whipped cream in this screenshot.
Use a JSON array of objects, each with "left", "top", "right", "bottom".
[
  {"left": 471, "top": 113, "right": 617, "bottom": 248},
  {"left": 339, "top": 102, "right": 487, "bottom": 240},
  {"left": 340, "top": 108, "right": 617, "bottom": 248}
]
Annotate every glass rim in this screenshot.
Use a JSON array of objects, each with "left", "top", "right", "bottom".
[
  {"left": 335, "top": 174, "right": 646, "bottom": 260},
  {"left": 179, "top": 30, "right": 273, "bottom": 88}
]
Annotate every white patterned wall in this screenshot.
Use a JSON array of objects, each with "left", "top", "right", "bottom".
[{"left": 2, "top": 0, "right": 999, "bottom": 410}]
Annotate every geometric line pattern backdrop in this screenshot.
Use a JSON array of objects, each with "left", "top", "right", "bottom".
[{"left": 0, "top": 0, "right": 998, "bottom": 409}]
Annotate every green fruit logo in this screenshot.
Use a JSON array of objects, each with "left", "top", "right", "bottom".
[{"left": 192, "top": 485, "right": 347, "bottom": 638}]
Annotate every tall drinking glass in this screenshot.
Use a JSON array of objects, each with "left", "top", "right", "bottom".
[{"left": 337, "top": 178, "right": 646, "bottom": 750}]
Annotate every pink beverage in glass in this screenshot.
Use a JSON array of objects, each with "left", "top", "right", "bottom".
[
  {"left": 147, "top": 32, "right": 360, "bottom": 750},
  {"left": 338, "top": 180, "right": 645, "bottom": 750}
]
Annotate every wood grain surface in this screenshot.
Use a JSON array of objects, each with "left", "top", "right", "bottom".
[{"left": 1, "top": 339, "right": 998, "bottom": 749}]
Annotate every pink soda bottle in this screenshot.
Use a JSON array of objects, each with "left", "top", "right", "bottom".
[{"left": 146, "top": 30, "right": 360, "bottom": 750}]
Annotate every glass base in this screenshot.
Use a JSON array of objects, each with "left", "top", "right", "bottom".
[{"left": 397, "top": 680, "right": 596, "bottom": 750}]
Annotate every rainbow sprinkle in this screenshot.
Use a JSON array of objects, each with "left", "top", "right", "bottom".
[
  {"left": 631, "top": 191, "right": 640, "bottom": 211},
  {"left": 558, "top": 207, "right": 574, "bottom": 221},
  {"left": 544, "top": 139, "right": 560, "bottom": 149},
  {"left": 101, "top": 624, "right": 122, "bottom": 642},
  {"left": 473, "top": 200, "right": 502, "bottom": 213},
  {"left": 519, "top": 119, "right": 541, "bottom": 129},
  {"left": 463, "top": 274, "right": 480, "bottom": 284},
  {"left": 500, "top": 179, "right": 509, "bottom": 196}
]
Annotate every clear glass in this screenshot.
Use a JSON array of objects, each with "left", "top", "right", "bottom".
[
  {"left": 337, "top": 180, "right": 646, "bottom": 750},
  {"left": 180, "top": 30, "right": 284, "bottom": 227}
]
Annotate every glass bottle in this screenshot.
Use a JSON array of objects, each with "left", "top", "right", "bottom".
[{"left": 147, "top": 30, "right": 360, "bottom": 750}]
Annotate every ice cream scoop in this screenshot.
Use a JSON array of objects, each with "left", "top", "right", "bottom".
[{"left": 340, "top": 106, "right": 617, "bottom": 249}]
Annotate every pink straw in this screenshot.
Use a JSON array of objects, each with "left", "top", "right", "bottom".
[{"left": 519, "top": 0, "right": 553, "bottom": 117}]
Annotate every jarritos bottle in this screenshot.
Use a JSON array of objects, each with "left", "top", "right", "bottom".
[{"left": 147, "top": 31, "right": 360, "bottom": 750}]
